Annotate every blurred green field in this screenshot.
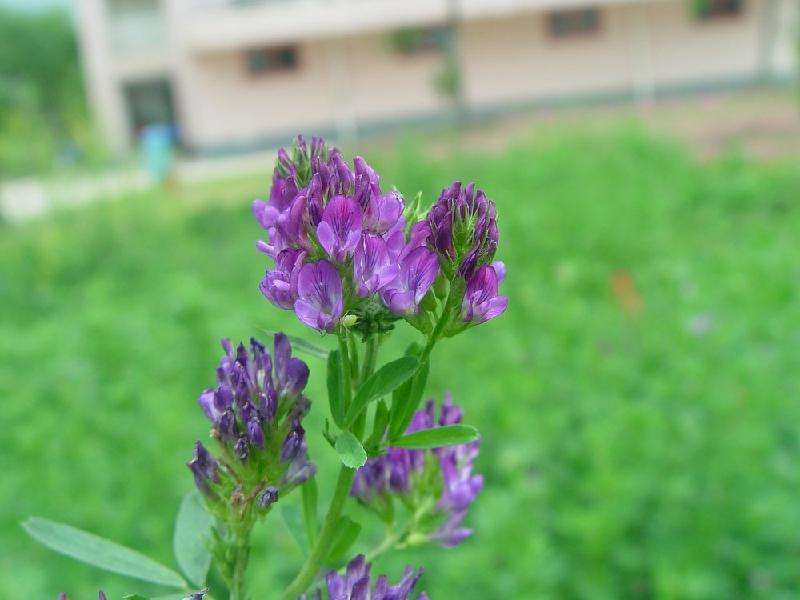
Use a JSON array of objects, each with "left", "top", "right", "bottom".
[{"left": 3, "top": 127, "right": 800, "bottom": 599}]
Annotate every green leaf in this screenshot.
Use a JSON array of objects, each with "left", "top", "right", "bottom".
[
  {"left": 280, "top": 504, "right": 308, "bottom": 555},
  {"left": 335, "top": 431, "right": 367, "bottom": 469},
  {"left": 327, "top": 349, "right": 344, "bottom": 426},
  {"left": 364, "top": 400, "right": 390, "bottom": 452},
  {"left": 22, "top": 517, "right": 185, "bottom": 588},
  {"left": 326, "top": 516, "right": 361, "bottom": 564},
  {"left": 301, "top": 477, "right": 318, "bottom": 545},
  {"left": 392, "top": 424, "right": 479, "bottom": 449},
  {"left": 173, "top": 490, "right": 213, "bottom": 587},
  {"left": 122, "top": 595, "right": 150, "bottom": 600},
  {"left": 388, "top": 359, "right": 429, "bottom": 441},
  {"left": 345, "top": 356, "right": 419, "bottom": 426}
]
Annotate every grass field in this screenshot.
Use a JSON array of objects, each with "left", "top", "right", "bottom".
[{"left": 2, "top": 126, "right": 800, "bottom": 599}]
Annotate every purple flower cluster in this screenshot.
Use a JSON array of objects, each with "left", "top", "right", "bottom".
[
  {"left": 255, "top": 136, "right": 439, "bottom": 332},
  {"left": 351, "top": 394, "right": 483, "bottom": 547},
  {"left": 322, "top": 555, "right": 428, "bottom": 600},
  {"left": 426, "top": 182, "right": 508, "bottom": 325},
  {"left": 188, "top": 334, "right": 315, "bottom": 503}
]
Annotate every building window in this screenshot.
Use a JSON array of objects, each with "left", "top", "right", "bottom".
[
  {"left": 692, "top": 0, "right": 744, "bottom": 20},
  {"left": 389, "top": 26, "right": 450, "bottom": 55},
  {"left": 547, "top": 8, "right": 601, "bottom": 38},
  {"left": 245, "top": 46, "right": 298, "bottom": 76}
]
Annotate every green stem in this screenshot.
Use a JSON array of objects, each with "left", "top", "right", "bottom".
[
  {"left": 281, "top": 465, "right": 356, "bottom": 599},
  {"left": 361, "top": 336, "right": 378, "bottom": 383},
  {"left": 229, "top": 531, "right": 251, "bottom": 600},
  {"left": 419, "top": 287, "right": 456, "bottom": 365}
]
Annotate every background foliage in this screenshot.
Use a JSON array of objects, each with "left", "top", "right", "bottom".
[
  {"left": 0, "top": 6, "right": 105, "bottom": 177},
  {"left": 3, "top": 128, "right": 800, "bottom": 598}
]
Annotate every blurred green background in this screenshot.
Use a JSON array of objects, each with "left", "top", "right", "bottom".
[{"left": 3, "top": 127, "right": 800, "bottom": 598}]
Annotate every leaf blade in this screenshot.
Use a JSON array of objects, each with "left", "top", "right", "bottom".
[
  {"left": 345, "top": 356, "right": 419, "bottom": 426},
  {"left": 22, "top": 517, "right": 185, "bottom": 588},
  {"left": 327, "top": 349, "right": 344, "bottom": 427},
  {"left": 326, "top": 516, "right": 362, "bottom": 565},
  {"left": 301, "top": 477, "right": 318, "bottom": 545},
  {"left": 392, "top": 424, "right": 479, "bottom": 449},
  {"left": 335, "top": 431, "right": 367, "bottom": 469},
  {"left": 280, "top": 504, "right": 308, "bottom": 556},
  {"left": 388, "top": 359, "right": 429, "bottom": 441},
  {"left": 173, "top": 491, "right": 214, "bottom": 587}
]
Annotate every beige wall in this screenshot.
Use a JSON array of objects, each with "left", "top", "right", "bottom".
[
  {"left": 178, "top": 33, "right": 449, "bottom": 149},
  {"left": 461, "top": 0, "right": 765, "bottom": 109}
]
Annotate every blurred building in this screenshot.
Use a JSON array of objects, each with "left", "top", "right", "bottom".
[{"left": 75, "top": 0, "right": 798, "bottom": 154}]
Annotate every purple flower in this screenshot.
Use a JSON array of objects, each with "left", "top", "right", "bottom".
[
  {"left": 461, "top": 263, "right": 508, "bottom": 324},
  {"left": 353, "top": 234, "right": 400, "bottom": 297},
  {"left": 351, "top": 394, "right": 482, "bottom": 548},
  {"left": 380, "top": 247, "right": 439, "bottom": 315},
  {"left": 317, "top": 195, "right": 363, "bottom": 262},
  {"left": 257, "top": 486, "right": 279, "bottom": 509},
  {"left": 190, "top": 335, "right": 314, "bottom": 501},
  {"left": 364, "top": 190, "right": 403, "bottom": 235},
  {"left": 432, "top": 394, "right": 484, "bottom": 546},
  {"left": 273, "top": 333, "right": 310, "bottom": 398},
  {"left": 294, "top": 260, "right": 344, "bottom": 332},
  {"left": 187, "top": 441, "right": 220, "bottom": 498},
  {"left": 426, "top": 181, "right": 498, "bottom": 280},
  {"left": 325, "top": 555, "right": 427, "bottom": 600},
  {"left": 259, "top": 248, "right": 306, "bottom": 310},
  {"left": 353, "top": 156, "right": 381, "bottom": 210}
]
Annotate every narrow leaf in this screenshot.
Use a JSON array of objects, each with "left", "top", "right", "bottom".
[
  {"left": 22, "top": 517, "right": 185, "bottom": 588},
  {"left": 335, "top": 431, "right": 367, "bottom": 469},
  {"left": 327, "top": 349, "right": 344, "bottom": 427},
  {"left": 301, "top": 477, "right": 318, "bottom": 545},
  {"left": 173, "top": 491, "right": 214, "bottom": 587},
  {"left": 392, "top": 424, "right": 479, "bottom": 449},
  {"left": 280, "top": 504, "right": 308, "bottom": 555},
  {"left": 388, "top": 359, "right": 429, "bottom": 441},
  {"left": 326, "top": 516, "right": 361, "bottom": 564},
  {"left": 345, "top": 356, "right": 419, "bottom": 426},
  {"left": 364, "top": 400, "right": 389, "bottom": 452}
]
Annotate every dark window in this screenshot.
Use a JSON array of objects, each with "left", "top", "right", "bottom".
[
  {"left": 548, "top": 8, "right": 601, "bottom": 38},
  {"left": 245, "top": 46, "right": 298, "bottom": 75},
  {"left": 693, "top": 0, "right": 743, "bottom": 20},
  {"left": 123, "top": 78, "right": 177, "bottom": 139},
  {"left": 390, "top": 26, "right": 450, "bottom": 55}
]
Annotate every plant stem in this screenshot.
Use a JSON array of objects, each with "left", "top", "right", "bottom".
[
  {"left": 361, "top": 336, "right": 378, "bottom": 383},
  {"left": 420, "top": 287, "right": 456, "bottom": 365},
  {"left": 281, "top": 465, "right": 356, "bottom": 599},
  {"left": 229, "top": 531, "right": 251, "bottom": 600}
]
